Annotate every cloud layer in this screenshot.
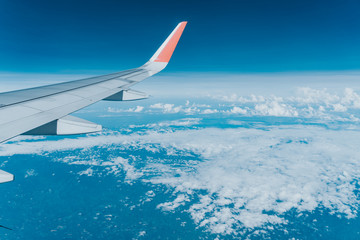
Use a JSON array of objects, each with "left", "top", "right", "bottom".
[
  {"left": 2, "top": 125, "right": 360, "bottom": 236},
  {"left": 103, "top": 87, "right": 360, "bottom": 124}
]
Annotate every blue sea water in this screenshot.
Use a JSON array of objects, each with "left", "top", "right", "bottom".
[{"left": 2, "top": 79, "right": 360, "bottom": 239}]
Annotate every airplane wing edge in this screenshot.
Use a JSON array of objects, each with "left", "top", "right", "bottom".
[{"left": 0, "top": 22, "right": 188, "bottom": 183}]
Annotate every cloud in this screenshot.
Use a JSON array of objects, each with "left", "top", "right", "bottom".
[
  {"left": 107, "top": 106, "right": 144, "bottom": 113},
  {"left": 112, "top": 157, "right": 143, "bottom": 183},
  {"left": 229, "top": 106, "right": 247, "bottom": 114},
  {"left": 202, "top": 109, "right": 219, "bottom": 114},
  {"left": 130, "top": 118, "right": 201, "bottom": 128},
  {"left": 149, "top": 103, "right": 201, "bottom": 114},
  {"left": 155, "top": 118, "right": 201, "bottom": 127},
  {"left": 132, "top": 106, "right": 144, "bottom": 112},
  {"left": 2, "top": 126, "right": 360, "bottom": 236},
  {"left": 24, "top": 169, "right": 38, "bottom": 178},
  {"left": 332, "top": 103, "right": 347, "bottom": 112},
  {"left": 219, "top": 93, "right": 266, "bottom": 103},
  {"left": 149, "top": 103, "right": 182, "bottom": 113},
  {"left": 67, "top": 156, "right": 143, "bottom": 183},
  {"left": 211, "top": 87, "right": 360, "bottom": 120},
  {"left": 185, "top": 100, "right": 210, "bottom": 108},
  {"left": 157, "top": 194, "right": 190, "bottom": 211},
  {"left": 341, "top": 88, "right": 360, "bottom": 108},
  {"left": 99, "top": 87, "right": 360, "bottom": 120},
  {"left": 254, "top": 101, "right": 298, "bottom": 117}
]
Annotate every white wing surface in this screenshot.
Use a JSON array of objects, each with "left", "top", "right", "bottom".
[
  {"left": 0, "top": 21, "right": 187, "bottom": 144},
  {"left": 0, "top": 21, "right": 187, "bottom": 183}
]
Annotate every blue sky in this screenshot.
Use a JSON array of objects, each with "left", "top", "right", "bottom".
[{"left": 1, "top": 0, "right": 360, "bottom": 74}]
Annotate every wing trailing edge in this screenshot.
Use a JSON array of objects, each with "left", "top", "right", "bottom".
[
  {"left": 104, "top": 89, "right": 148, "bottom": 101},
  {"left": 24, "top": 115, "right": 102, "bottom": 136}
]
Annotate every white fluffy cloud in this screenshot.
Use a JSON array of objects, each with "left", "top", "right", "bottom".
[
  {"left": 149, "top": 102, "right": 203, "bottom": 114},
  {"left": 229, "top": 106, "right": 247, "bottom": 114},
  {"left": 202, "top": 109, "right": 219, "bottom": 114},
  {"left": 130, "top": 118, "right": 201, "bottom": 129},
  {"left": 2, "top": 126, "right": 360, "bottom": 235},
  {"left": 254, "top": 101, "right": 298, "bottom": 117},
  {"left": 150, "top": 103, "right": 182, "bottom": 113},
  {"left": 213, "top": 87, "right": 360, "bottom": 119},
  {"left": 99, "top": 87, "right": 360, "bottom": 120},
  {"left": 107, "top": 106, "right": 144, "bottom": 113}
]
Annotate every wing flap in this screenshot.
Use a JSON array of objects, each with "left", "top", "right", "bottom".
[
  {"left": 104, "top": 89, "right": 148, "bottom": 101},
  {"left": 24, "top": 115, "right": 102, "bottom": 135}
]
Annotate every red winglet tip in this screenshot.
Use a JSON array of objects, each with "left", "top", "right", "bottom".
[{"left": 153, "top": 22, "right": 187, "bottom": 63}]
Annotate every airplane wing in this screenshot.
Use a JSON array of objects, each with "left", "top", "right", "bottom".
[{"left": 0, "top": 21, "right": 187, "bottom": 183}]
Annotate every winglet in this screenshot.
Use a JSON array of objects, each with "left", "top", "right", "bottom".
[{"left": 149, "top": 21, "right": 187, "bottom": 63}]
